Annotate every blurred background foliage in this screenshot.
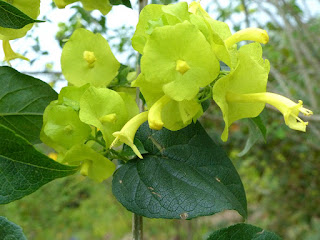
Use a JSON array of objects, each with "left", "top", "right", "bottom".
[{"left": 1, "top": 0, "right": 320, "bottom": 239}]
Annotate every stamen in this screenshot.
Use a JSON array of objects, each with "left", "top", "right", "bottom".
[
  {"left": 176, "top": 60, "right": 190, "bottom": 75},
  {"left": 99, "top": 113, "right": 117, "bottom": 124},
  {"left": 83, "top": 51, "right": 97, "bottom": 68},
  {"left": 80, "top": 161, "right": 91, "bottom": 176}
]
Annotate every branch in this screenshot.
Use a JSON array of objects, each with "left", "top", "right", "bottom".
[
  {"left": 240, "top": 0, "right": 250, "bottom": 28},
  {"left": 269, "top": 0, "right": 318, "bottom": 109}
]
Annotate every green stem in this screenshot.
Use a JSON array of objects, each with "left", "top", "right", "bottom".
[
  {"left": 133, "top": 214, "right": 143, "bottom": 240},
  {"left": 133, "top": 0, "right": 148, "bottom": 238}
]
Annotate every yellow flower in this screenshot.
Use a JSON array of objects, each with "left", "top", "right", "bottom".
[
  {"left": 2, "top": 40, "right": 29, "bottom": 65},
  {"left": 227, "top": 92, "right": 313, "bottom": 132},
  {"left": 111, "top": 111, "right": 149, "bottom": 159}
]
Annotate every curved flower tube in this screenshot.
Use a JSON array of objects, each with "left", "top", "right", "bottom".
[
  {"left": 226, "top": 92, "right": 313, "bottom": 132},
  {"left": 148, "top": 95, "right": 171, "bottom": 130},
  {"left": 224, "top": 28, "right": 269, "bottom": 48},
  {"left": 111, "top": 111, "right": 149, "bottom": 159},
  {"left": 2, "top": 40, "right": 29, "bottom": 65}
]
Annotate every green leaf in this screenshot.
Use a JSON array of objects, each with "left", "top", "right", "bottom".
[
  {"left": 206, "top": 223, "right": 282, "bottom": 240},
  {"left": 0, "top": 66, "right": 58, "bottom": 144},
  {"left": 0, "top": 124, "right": 78, "bottom": 204},
  {"left": 238, "top": 115, "right": 266, "bottom": 157},
  {"left": 109, "top": 0, "right": 132, "bottom": 8},
  {"left": 0, "top": 217, "right": 27, "bottom": 240},
  {"left": 0, "top": 0, "right": 43, "bottom": 29},
  {"left": 112, "top": 122, "right": 247, "bottom": 219},
  {"left": 251, "top": 114, "right": 267, "bottom": 140}
]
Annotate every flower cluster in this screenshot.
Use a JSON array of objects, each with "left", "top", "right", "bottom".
[
  {"left": 38, "top": 1, "right": 313, "bottom": 181},
  {"left": 41, "top": 29, "right": 139, "bottom": 182},
  {"left": 113, "top": 1, "right": 312, "bottom": 157}
]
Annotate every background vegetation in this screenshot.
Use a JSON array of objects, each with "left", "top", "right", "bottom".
[{"left": 1, "top": 0, "right": 319, "bottom": 239}]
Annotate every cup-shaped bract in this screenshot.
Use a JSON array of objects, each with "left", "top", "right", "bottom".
[
  {"left": 61, "top": 28, "right": 120, "bottom": 87},
  {"left": 188, "top": 2, "right": 235, "bottom": 67},
  {"left": 54, "top": 0, "right": 112, "bottom": 15},
  {"left": 58, "top": 84, "right": 90, "bottom": 111},
  {"left": 141, "top": 21, "right": 220, "bottom": 102},
  {"left": 53, "top": 0, "right": 77, "bottom": 8},
  {"left": 212, "top": 43, "right": 270, "bottom": 141},
  {"left": 132, "top": 2, "right": 190, "bottom": 54},
  {"left": 80, "top": 0, "right": 112, "bottom": 15},
  {"left": 132, "top": 74, "right": 203, "bottom": 131},
  {"left": 0, "top": 0, "right": 40, "bottom": 40},
  {"left": 40, "top": 102, "right": 92, "bottom": 151},
  {"left": 79, "top": 86, "right": 138, "bottom": 147},
  {"left": 62, "top": 144, "right": 116, "bottom": 182}
]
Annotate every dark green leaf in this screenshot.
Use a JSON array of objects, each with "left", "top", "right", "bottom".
[
  {"left": 0, "top": 66, "right": 58, "bottom": 144},
  {"left": 113, "top": 122, "right": 247, "bottom": 219},
  {"left": 0, "top": 217, "right": 27, "bottom": 240},
  {"left": 0, "top": 1, "right": 44, "bottom": 29},
  {"left": 109, "top": 0, "right": 132, "bottom": 9},
  {"left": 0, "top": 124, "right": 78, "bottom": 204},
  {"left": 207, "top": 223, "right": 282, "bottom": 240}
]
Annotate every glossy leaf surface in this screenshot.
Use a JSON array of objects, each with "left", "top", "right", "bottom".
[
  {"left": 0, "top": 125, "right": 78, "bottom": 204},
  {"left": 113, "top": 122, "right": 247, "bottom": 219},
  {"left": 0, "top": 217, "right": 26, "bottom": 240},
  {"left": 0, "top": 67, "right": 57, "bottom": 144}
]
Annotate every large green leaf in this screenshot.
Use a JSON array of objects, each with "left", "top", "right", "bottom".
[
  {"left": 0, "top": 66, "right": 57, "bottom": 144},
  {"left": 0, "top": 217, "right": 27, "bottom": 240},
  {"left": 0, "top": 1, "right": 43, "bottom": 29},
  {"left": 207, "top": 223, "right": 282, "bottom": 240},
  {"left": 0, "top": 124, "right": 78, "bottom": 204},
  {"left": 112, "top": 122, "right": 247, "bottom": 219}
]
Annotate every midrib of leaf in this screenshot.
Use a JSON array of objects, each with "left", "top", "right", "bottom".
[
  {"left": 0, "top": 154, "right": 78, "bottom": 172},
  {"left": 0, "top": 113, "right": 43, "bottom": 116},
  {"left": 0, "top": 1, "right": 42, "bottom": 25}
]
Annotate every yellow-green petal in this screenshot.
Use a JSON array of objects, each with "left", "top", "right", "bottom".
[
  {"left": 212, "top": 43, "right": 270, "bottom": 141},
  {"left": 79, "top": 86, "right": 128, "bottom": 147},
  {"left": 41, "top": 103, "right": 91, "bottom": 150},
  {"left": 62, "top": 144, "right": 116, "bottom": 182},
  {"left": 58, "top": 84, "right": 90, "bottom": 111},
  {"left": 141, "top": 21, "right": 219, "bottom": 101},
  {"left": 80, "top": 0, "right": 112, "bottom": 15},
  {"left": 61, "top": 28, "right": 120, "bottom": 87}
]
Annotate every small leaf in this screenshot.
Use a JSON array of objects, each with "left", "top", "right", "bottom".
[
  {"left": 0, "top": 217, "right": 27, "bottom": 240},
  {"left": 251, "top": 114, "right": 267, "bottom": 140},
  {"left": 0, "top": 66, "right": 57, "bottom": 144},
  {"left": 207, "top": 223, "right": 282, "bottom": 240},
  {"left": 109, "top": 0, "right": 132, "bottom": 8},
  {"left": 112, "top": 122, "right": 247, "bottom": 219},
  {"left": 0, "top": 124, "right": 78, "bottom": 204},
  {"left": 0, "top": 1, "right": 43, "bottom": 29},
  {"left": 238, "top": 114, "right": 267, "bottom": 157}
]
